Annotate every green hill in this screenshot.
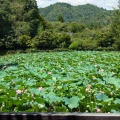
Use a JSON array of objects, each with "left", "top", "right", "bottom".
[{"left": 39, "top": 2, "right": 112, "bottom": 27}]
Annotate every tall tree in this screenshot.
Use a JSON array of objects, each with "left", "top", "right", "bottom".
[
  {"left": 111, "top": 0, "right": 120, "bottom": 50},
  {"left": 56, "top": 14, "right": 64, "bottom": 22},
  {"left": 0, "top": 0, "right": 41, "bottom": 49},
  {"left": 0, "top": 0, "right": 12, "bottom": 38}
]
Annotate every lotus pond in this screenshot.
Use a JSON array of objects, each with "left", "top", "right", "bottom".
[{"left": 0, "top": 51, "right": 120, "bottom": 112}]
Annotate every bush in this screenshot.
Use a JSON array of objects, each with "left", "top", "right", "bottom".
[
  {"left": 57, "top": 32, "right": 71, "bottom": 48},
  {"left": 80, "top": 39, "right": 98, "bottom": 50},
  {"left": 33, "top": 31, "right": 56, "bottom": 49},
  {"left": 69, "top": 39, "right": 98, "bottom": 50},
  {"left": 69, "top": 41, "right": 81, "bottom": 50},
  {"left": 17, "top": 35, "right": 31, "bottom": 49},
  {"left": 113, "top": 39, "right": 120, "bottom": 51}
]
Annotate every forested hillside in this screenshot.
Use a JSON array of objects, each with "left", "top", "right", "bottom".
[
  {"left": 0, "top": 0, "right": 120, "bottom": 51},
  {"left": 39, "top": 3, "right": 112, "bottom": 27}
]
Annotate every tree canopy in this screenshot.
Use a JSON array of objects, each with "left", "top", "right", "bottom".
[
  {"left": 0, "top": 1, "right": 120, "bottom": 51},
  {"left": 111, "top": 0, "right": 120, "bottom": 50},
  {"left": 0, "top": 0, "right": 40, "bottom": 49}
]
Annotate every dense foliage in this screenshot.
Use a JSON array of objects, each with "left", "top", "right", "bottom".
[
  {"left": 0, "top": 0, "right": 120, "bottom": 51},
  {"left": 0, "top": 0, "right": 40, "bottom": 49},
  {"left": 0, "top": 0, "right": 71, "bottom": 50},
  {"left": 0, "top": 51, "right": 120, "bottom": 112},
  {"left": 111, "top": 1, "right": 120, "bottom": 50}
]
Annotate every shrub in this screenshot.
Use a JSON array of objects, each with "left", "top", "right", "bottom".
[
  {"left": 69, "top": 41, "right": 81, "bottom": 50},
  {"left": 80, "top": 39, "right": 98, "bottom": 50},
  {"left": 57, "top": 32, "right": 71, "bottom": 48},
  {"left": 17, "top": 35, "right": 31, "bottom": 49}
]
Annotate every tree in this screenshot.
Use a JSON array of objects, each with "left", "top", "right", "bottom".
[
  {"left": 0, "top": 0, "right": 41, "bottom": 50},
  {"left": 17, "top": 35, "right": 31, "bottom": 49},
  {"left": 34, "top": 31, "right": 56, "bottom": 49},
  {"left": 111, "top": 0, "right": 120, "bottom": 50},
  {"left": 39, "top": 15, "right": 52, "bottom": 31},
  {"left": 56, "top": 32, "right": 71, "bottom": 48},
  {"left": 69, "top": 22, "right": 85, "bottom": 33},
  {"left": 98, "top": 27, "right": 114, "bottom": 48},
  {"left": 56, "top": 15, "right": 64, "bottom": 22},
  {"left": 0, "top": 1, "right": 12, "bottom": 38}
]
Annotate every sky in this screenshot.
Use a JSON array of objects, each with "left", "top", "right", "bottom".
[{"left": 36, "top": 0, "right": 119, "bottom": 10}]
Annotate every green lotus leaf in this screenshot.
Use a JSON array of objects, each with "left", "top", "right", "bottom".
[
  {"left": 25, "top": 81, "right": 36, "bottom": 86},
  {"left": 64, "top": 96, "right": 80, "bottom": 109},
  {"left": 46, "top": 92, "right": 61, "bottom": 102},
  {"left": 0, "top": 71, "right": 6, "bottom": 78},
  {"left": 29, "top": 88, "right": 40, "bottom": 95},
  {"left": 105, "top": 77, "right": 120, "bottom": 89},
  {"left": 35, "top": 97, "right": 45, "bottom": 103},
  {"left": 96, "top": 93, "right": 109, "bottom": 101},
  {"left": 114, "top": 98, "right": 120, "bottom": 105}
]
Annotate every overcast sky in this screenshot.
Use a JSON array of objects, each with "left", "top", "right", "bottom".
[{"left": 36, "top": 0, "right": 119, "bottom": 10}]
